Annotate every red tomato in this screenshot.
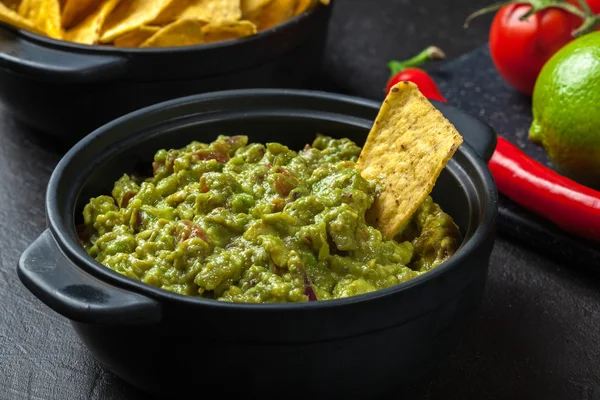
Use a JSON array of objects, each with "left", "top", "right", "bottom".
[{"left": 490, "top": 0, "right": 600, "bottom": 95}]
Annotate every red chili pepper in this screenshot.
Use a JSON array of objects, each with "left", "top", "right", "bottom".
[
  {"left": 402, "top": 70, "right": 600, "bottom": 242},
  {"left": 489, "top": 137, "right": 600, "bottom": 242},
  {"left": 385, "top": 46, "right": 447, "bottom": 101}
]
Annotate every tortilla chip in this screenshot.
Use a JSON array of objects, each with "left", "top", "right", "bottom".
[
  {"left": 65, "top": 0, "right": 120, "bottom": 45},
  {"left": 240, "top": 0, "right": 271, "bottom": 17},
  {"left": 356, "top": 82, "right": 463, "bottom": 240},
  {"left": 2, "top": 0, "right": 22, "bottom": 11},
  {"left": 247, "top": 0, "right": 297, "bottom": 31},
  {"left": 0, "top": 2, "right": 40, "bottom": 32},
  {"left": 141, "top": 18, "right": 204, "bottom": 48},
  {"left": 295, "top": 0, "right": 326, "bottom": 15},
  {"left": 113, "top": 25, "right": 160, "bottom": 47},
  {"left": 294, "top": 0, "right": 316, "bottom": 15},
  {"left": 178, "top": 0, "right": 242, "bottom": 23},
  {"left": 150, "top": 0, "right": 189, "bottom": 25},
  {"left": 201, "top": 20, "right": 255, "bottom": 43},
  {"left": 100, "top": 0, "right": 177, "bottom": 43},
  {"left": 61, "top": 0, "right": 104, "bottom": 29},
  {"left": 18, "top": 0, "right": 63, "bottom": 38}
]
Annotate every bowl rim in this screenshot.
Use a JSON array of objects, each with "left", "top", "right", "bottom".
[
  {"left": 0, "top": 2, "right": 327, "bottom": 55},
  {"left": 46, "top": 88, "right": 498, "bottom": 311}
]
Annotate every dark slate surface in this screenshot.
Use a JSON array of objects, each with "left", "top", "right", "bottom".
[
  {"left": 430, "top": 46, "right": 600, "bottom": 271},
  {"left": 2, "top": 1, "right": 600, "bottom": 400}
]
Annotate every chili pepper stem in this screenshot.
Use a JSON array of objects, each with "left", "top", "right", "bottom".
[
  {"left": 387, "top": 46, "right": 446, "bottom": 75},
  {"left": 464, "top": 0, "right": 597, "bottom": 36}
]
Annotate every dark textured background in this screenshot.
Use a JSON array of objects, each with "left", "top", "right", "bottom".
[{"left": 2, "top": 1, "right": 600, "bottom": 399}]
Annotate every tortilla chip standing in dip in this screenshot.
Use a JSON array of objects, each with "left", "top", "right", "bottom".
[
  {"left": 357, "top": 81, "right": 463, "bottom": 239},
  {"left": 0, "top": 0, "right": 330, "bottom": 47}
]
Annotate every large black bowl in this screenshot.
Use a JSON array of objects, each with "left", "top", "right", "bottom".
[
  {"left": 18, "top": 89, "right": 497, "bottom": 398},
  {"left": 0, "top": 3, "right": 331, "bottom": 139}
]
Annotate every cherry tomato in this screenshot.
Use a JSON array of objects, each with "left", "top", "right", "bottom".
[
  {"left": 491, "top": 5, "right": 576, "bottom": 95},
  {"left": 489, "top": 0, "right": 600, "bottom": 95}
]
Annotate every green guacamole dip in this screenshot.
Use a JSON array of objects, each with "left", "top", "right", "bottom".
[{"left": 80, "top": 135, "right": 461, "bottom": 303}]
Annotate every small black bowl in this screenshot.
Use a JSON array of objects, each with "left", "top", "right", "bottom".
[
  {"left": 18, "top": 89, "right": 497, "bottom": 398},
  {"left": 0, "top": 2, "right": 331, "bottom": 140}
]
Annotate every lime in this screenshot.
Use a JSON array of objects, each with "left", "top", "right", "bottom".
[{"left": 529, "top": 31, "right": 600, "bottom": 189}]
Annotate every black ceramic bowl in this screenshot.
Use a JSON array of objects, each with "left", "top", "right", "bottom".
[
  {"left": 0, "top": 3, "right": 331, "bottom": 139},
  {"left": 18, "top": 89, "right": 498, "bottom": 398}
]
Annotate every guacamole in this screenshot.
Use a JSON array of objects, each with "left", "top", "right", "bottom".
[{"left": 80, "top": 135, "right": 461, "bottom": 303}]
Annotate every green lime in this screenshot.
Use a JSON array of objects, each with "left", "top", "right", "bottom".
[{"left": 529, "top": 31, "right": 600, "bottom": 189}]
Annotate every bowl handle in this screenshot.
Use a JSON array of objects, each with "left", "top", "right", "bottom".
[
  {"left": 17, "top": 230, "right": 161, "bottom": 325},
  {"left": 0, "top": 27, "right": 128, "bottom": 83},
  {"left": 433, "top": 101, "right": 498, "bottom": 163}
]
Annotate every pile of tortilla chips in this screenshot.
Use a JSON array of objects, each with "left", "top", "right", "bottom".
[{"left": 0, "top": 0, "right": 329, "bottom": 47}]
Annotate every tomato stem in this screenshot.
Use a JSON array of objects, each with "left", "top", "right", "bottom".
[
  {"left": 576, "top": 0, "right": 594, "bottom": 15},
  {"left": 465, "top": 0, "right": 599, "bottom": 36},
  {"left": 570, "top": 0, "right": 600, "bottom": 36},
  {"left": 464, "top": 1, "right": 514, "bottom": 28},
  {"left": 387, "top": 46, "right": 446, "bottom": 75},
  {"left": 532, "top": 2, "right": 586, "bottom": 20},
  {"left": 573, "top": 14, "right": 600, "bottom": 35}
]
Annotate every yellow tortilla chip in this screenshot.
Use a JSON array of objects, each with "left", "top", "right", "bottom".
[
  {"left": 141, "top": 18, "right": 204, "bottom": 48},
  {"left": 356, "top": 82, "right": 463, "bottom": 240},
  {"left": 178, "top": 0, "right": 242, "bottom": 23},
  {"left": 18, "top": 0, "right": 63, "bottom": 38},
  {"left": 0, "top": 2, "right": 40, "bottom": 32},
  {"left": 113, "top": 25, "right": 160, "bottom": 47},
  {"left": 2, "top": 0, "right": 22, "bottom": 11},
  {"left": 294, "top": 0, "right": 316, "bottom": 15},
  {"left": 65, "top": 0, "right": 120, "bottom": 45},
  {"left": 61, "top": 0, "right": 104, "bottom": 29},
  {"left": 100, "top": 0, "right": 177, "bottom": 43},
  {"left": 240, "top": 0, "right": 271, "bottom": 17},
  {"left": 247, "top": 0, "right": 297, "bottom": 31},
  {"left": 149, "top": 0, "right": 189, "bottom": 25},
  {"left": 201, "top": 20, "right": 255, "bottom": 43}
]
